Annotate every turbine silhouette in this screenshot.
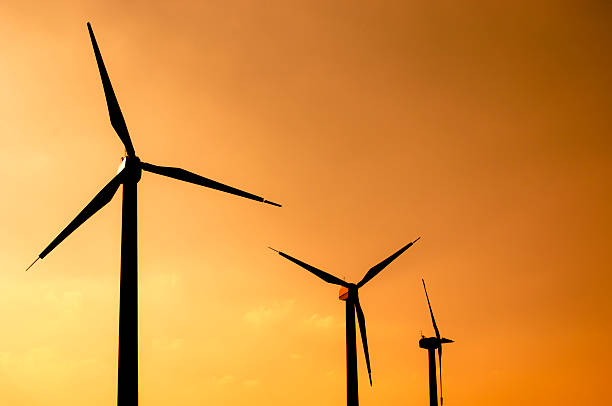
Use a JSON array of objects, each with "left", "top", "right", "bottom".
[
  {"left": 26, "top": 22, "right": 281, "bottom": 406},
  {"left": 419, "top": 279, "right": 453, "bottom": 406},
  {"left": 269, "top": 237, "right": 419, "bottom": 406}
]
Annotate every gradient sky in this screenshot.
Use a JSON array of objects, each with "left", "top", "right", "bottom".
[{"left": 1, "top": 1, "right": 611, "bottom": 405}]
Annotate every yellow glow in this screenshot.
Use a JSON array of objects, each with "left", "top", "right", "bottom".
[{"left": 1, "top": 1, "right": 611, "bottom": 406}]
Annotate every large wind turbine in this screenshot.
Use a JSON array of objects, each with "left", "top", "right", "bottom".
[
  {"left": 419, "top": 279, "right": 453, "bottom": 406},
  {"left": 26, "top": 22, "right": 281, "bottom": 406},
  {"left": 269, "top": 238, "right": 419, "bottom": 406}
]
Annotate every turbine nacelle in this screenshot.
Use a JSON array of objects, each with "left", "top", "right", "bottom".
[
  {"left": 117, "top": 155, "right": 142, "bottom": 183},
  {"left": 339, "top": 286, "right": 349, "bottom": 301},
  {"left": 419, "top": 336, "right": 454, "bottom": 350},
  {"left": 338, "top": 284, "right": 357, "bottom": 301}
]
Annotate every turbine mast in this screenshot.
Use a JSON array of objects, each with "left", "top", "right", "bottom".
[
  {"left": 117, "top": 178, "right": 138, "bottom": 405},
  {"left": 345, "top": 295, "right": 359, "bottom": 406}
]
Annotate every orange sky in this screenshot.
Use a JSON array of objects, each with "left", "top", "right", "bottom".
[{"left": 1, "top": 1, "right": 611, "bottom": 405}]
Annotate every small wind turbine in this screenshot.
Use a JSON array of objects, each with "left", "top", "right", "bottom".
[
  {"left": 26, "top": 22, "right": 281, "bottom": 406},
  {"left": 419, "top": 279, "right": 453, "bottom": 406},
  {"left": 269, "top": 237, "right": 420, "bottom": 406}
]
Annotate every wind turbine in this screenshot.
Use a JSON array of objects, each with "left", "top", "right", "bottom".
[
  {"left": 419, "top": 279, "right": 453, "bottom": 406},
  {"left": 269, "top": 237, "right": 420, "bottom": 406},
  {"left": 26, "top": 22, "right": 281, "bottom": 406}
]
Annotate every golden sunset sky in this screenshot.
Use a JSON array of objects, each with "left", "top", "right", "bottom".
[{"left": 1, "top": 1, "right": 611, "bottom": 405}]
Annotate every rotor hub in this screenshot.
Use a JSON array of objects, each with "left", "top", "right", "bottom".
[
  {"left": 419, "top": 336, "right": 440, "bottom": 349},
  {"left": 119, "top": 155, "right": 142, "bottom": 183}
]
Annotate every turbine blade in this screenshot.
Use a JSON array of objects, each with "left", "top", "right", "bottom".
[
  {"left": 270, "top": 249, "right": 348, "bottom": 287},
  {"left": 25, "top": 257, "right": 39, "bottom": 272},
  {"left": 357, "top": 237, "right": 420, "bottom": 288},
  {"left": 422, "top": 279, "right": 440, "bottom": 340},
  {"left": 354, "top": 296, "right": 372, "bottom": 386},
  {"left": 34, "top": 174, "right": 122, "bottom": 263},
  {"left": 87, "top": 22, "right": 135, "bottom": 156},
  {"left": 141, "top": 162, "right": 281, "bottom": 207}
]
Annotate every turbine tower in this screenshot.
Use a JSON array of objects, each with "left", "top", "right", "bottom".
[
  {"left": 26, "top": 22, "right": 281, "bottom": 406},
  {"left": 419, "top": 279, "right": 453, "bottom": 406},
  {"left": 270, "top": 237, "right": 419, "bottom": 406}
]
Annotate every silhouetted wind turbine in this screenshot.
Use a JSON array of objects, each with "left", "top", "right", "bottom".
[
  {"left": 419, "top": 279, "right": 453, "bottom": 406},
  {"left": 25, "top": 22, "right": 281, "bottom": 406},
  {"left": 269, "top": 238, "right": 420, "bottom": 406}
]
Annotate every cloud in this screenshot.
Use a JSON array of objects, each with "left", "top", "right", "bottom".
[
  {"left": 152, "top": 337, "right": 185, "bottom": 351},
  {"left": 42, "top": 289, "right": 82, "bottom": 312},
  {"left": 0, "top": 352, "right": 11, "bottom": 368},
  {"left": 304, "top": 313, "right": 335, "bottom": 328},
  {"left": 0, "top": 346, "right": 97, "bottom": 383},
  {"left": 62, "top": 291, "right": 82, "bottom": 310},
  {"left": 243, "top": 300, "right": 294, "bottom": 326},
  {"left": 243, "top": 379, "right": 260, "bottom": 387},
  {"left": 211, "top": 375, "right": 259, "bottom": 388},
  {"left": 213, "top": 375, "right": 235, "bottom": 385},
  {"left": 168, "top": 338, "right": 184, "bottom": 350},
  {"left": 289, "top": 353, "right": 302, "bottom": 360}
]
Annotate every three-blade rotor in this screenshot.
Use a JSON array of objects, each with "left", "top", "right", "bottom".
[
  {"left": 269, "top": 238, "right": 419, "bottom": 386},
  {"left": 26, "top": 23, "right": 281, "bottom": 271},
  {"left": 422, "top": 279, "right": 453, "bottom": 406}
]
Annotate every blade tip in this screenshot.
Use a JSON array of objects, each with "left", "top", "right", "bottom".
[
  {"left": 25, "top": 257, "right": 40, "bottom": 272},
  {"left": 86, "top": 22, "right": 95, "bottom": 39},
  {"left": 268, "top": 246, "right": 279, "bottom": 253},
  {"left": 264, "top": 199, "right": 282, "bottom": 207}
]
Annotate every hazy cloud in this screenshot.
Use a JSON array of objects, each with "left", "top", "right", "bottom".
[
  {"left": 304, "top": 313, "right": 335, "bottom": 328},
  {"left": 42, "top": 289, "right": 82, "bottom": 312},
  {"left": 213, "top": 375, "right": 235, "bottom": 385},
  {"left": 243, "top": 300, "right": 294, "bottom": 326},
  {"left": 243, "top": 379, "right": 260, "bottom": 387},
  {"left": 152, "top": 337, "right": 185, "bottom": 351}
]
